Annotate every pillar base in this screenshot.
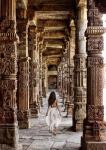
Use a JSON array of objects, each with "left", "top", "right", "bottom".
[
  {"left": 0, "top": 124, "right": 19, "bottom": 149},
  {"left": 18, "top": 120, "right": 30, "bottom": 129},
  {"left": 72, "top": 121, "right": 83, "bottom": 131},
  {"left": 0, "top": 144, "right": 22, "bottom": 150},
  {"left": 66, "top": 104, "right": 73, "bottom": 117},
  {"left": 81, "top": 140, "right": 106, "bottom": 150},
  {"left": 30, "top": 102, "right": 38, "bottom": 118},
  {"left": 17, "top": 110, "right": 30, "bottom": 129},
  {"left": 30, "top": 108, "right": 38, "bottom": 118}
]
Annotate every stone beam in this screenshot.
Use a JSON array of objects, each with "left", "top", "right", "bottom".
[
  {"left": 44, "top": 27, "right": 65, "bottom": 31},
  {"left": 43, "top": 46, "right": 63, "bottom": 53},
  {"left": 35, "top": 11, "right": 70, "bottom": 19},
  {"left": 47, "top": 57, "right": 61, "bottom": 65},
  {"left": 46, "top": 43, "right": 63, "bottom": 49},
  {"left": 45, "top": 54, "right": 62, "bottom": 58},
  {"left": 43, "top": 30, "right": 65, "bottom": 39},
  {"left": 31, "top": 5, "right": 73, "bottom": 12},
  {"left": 36, "top": 18, "right": 69, "bottom": 29},
  {"left": 43, "top": 39, "right": 65, "bottom": 45}
]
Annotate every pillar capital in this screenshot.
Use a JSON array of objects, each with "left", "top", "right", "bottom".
[{"left": 76, "top": 0, "right": 87, "bottom": 8}]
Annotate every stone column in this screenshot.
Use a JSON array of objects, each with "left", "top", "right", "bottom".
[
  {"left": 17, "top": 57, "right": 30, "bottom": 129},
  {"left": 0, "top": 0, "right": 20, "bottom": 149},
  {"left": 65, "top": 40, "right": 73, "bottom": 116},
  {"left": 39, "top": 47, "right": 43, "bottom": 107},
  {"left": 57, "top": 66, "right": 61, "bottom": 93},
  {"left": 65, "top": 21, "right": 76, "bottom": 117},
  {"left": 69, "top": 20, "right": 76, "bottom": 116},
  {"left": 57, "top": 62, "right": 64, "bottom": 102},
  {"left": 61, "top": 57, "right": 66, "bottom": 105},
  {"left": 61, "top": 63, "right": 64, "bottom": 98},
  {"left": 17, "top": 16, "right": 30, "bottom": 129},
  {"left": 81, "top": 0, "right": 106, "bottom": 149},
  {"left": 42, "top": 59, "right": 47, "bottom": 98},
  {"left": 28, "top": 25, "right": 38, "bottom": 118},
  {"left": 45, "top": 59, "right": 48, "bottom": 94},
  {"left": 73, "top": 1, "right": 87, "bottom": 131}
]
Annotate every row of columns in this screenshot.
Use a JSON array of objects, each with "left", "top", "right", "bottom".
[
  {"left": 57, "top": 0, "right": 106, "bottom": 149},
  {"left": 57, "top": 1, "right": 87, "bottom": 131}
]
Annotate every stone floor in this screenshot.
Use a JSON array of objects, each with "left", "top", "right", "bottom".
[{"left": 19, "top": 90, "right": 82, "bottom": 150}]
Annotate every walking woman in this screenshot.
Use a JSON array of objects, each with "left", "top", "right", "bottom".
[{"left": 46, "top": 91, "right": 61, "bottom": 135}]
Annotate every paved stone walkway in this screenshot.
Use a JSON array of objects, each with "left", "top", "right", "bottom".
[{"left": 19, "top": 91, "right": 82, "bottom": 150}]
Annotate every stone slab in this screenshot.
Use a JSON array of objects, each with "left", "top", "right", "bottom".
[
  {"left": 81, "top": 141, "right": 106, "bottom": 150},
  {"left": 27, "top": 140, "right": 53, "bottom": 150},
  {"left": 51, "top": 141, "right": 66, "bottom": 149}
]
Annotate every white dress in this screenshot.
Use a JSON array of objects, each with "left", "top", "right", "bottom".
[{"left": 46, "top": 106, "right": 61, "bottom": 132}]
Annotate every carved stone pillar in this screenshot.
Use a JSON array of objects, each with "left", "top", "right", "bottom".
[
  {"left": 39, "top": 50, "right": 43, "bottom": 106},
  {"left": 81, "top": 0, "right": 106, "bottom": 149},
  {"left": 61, "top": 57, "right": 66, "bottom": 104},
  {"left": 42, "top": 59, "right": 47, "bottom": 98},
  {"left": 69, "top": 20, "right": 76, "bottom": 116},
  {"left": 17, "top": 57, "right": 30, "bottom": 129},
  {"left": 45, "top": 59, "right": 48, "bottom": 94},
  {"left": 0, "top": 0, "right": 20, "bottom": 149},
  {"left": 65, "top": 40, "right": 73, "bottom": 116},
  {"left": 65, "top": 21, "right": 75, "bottom": 117},
  {"left": 17, "top": 18, "right": 30, "bottom": 129},
  {"left": 57, "top": 66, "right": 61, "bottom": 93},
  {"left": 28, "top": 25, "right": 38, "bottom": 118},
  {"left": 73, "top": 2, "right": 87, "bottom": 131},
  {"left": 62, "top": 55, "right": 67, "bottom": 107},
  {"left": 61, "top": 63, "right": 64, "bottom": 98}
]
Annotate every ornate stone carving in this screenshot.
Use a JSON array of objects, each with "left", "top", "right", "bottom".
[
  {"left": 0, "top": 20, "right": 15, "bottom": 33},
  {"left": 73, "top": 3, "right": 87, "bottom": 131},
  {"left": 87, "top": 57, "right": 103, "bottom": 67},
  {"left": 81, "top": 0, "right": 106, "bottom": 149},
  {"left": 17, "top": 110, "right": 30, "bottom": 129},
  {"left": 17, "top": 57, "right": 30, "bottom": 128},
  {"left": 0, "top": 17, "right": 19, "bottom": 148},
  {"left": 87, "top": 105, "right": 104, "bottom": 121}
]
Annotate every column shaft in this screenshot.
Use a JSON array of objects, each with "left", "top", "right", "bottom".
[
  {"left": 73, "top": 3, "right": 87, "bottom": 131},
  {"left": 0, "top": 0, "right": 20, "bottom": 149},
  {"left": 81, "top": 0, "right": 106, "bottom": 149},
  {"left": 28, "top": 25, "right": 38, "bottom": 118},
  {"left": 17, "top": 19, "right": 30, "bottom": 129}
]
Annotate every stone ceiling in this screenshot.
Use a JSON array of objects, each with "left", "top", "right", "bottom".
[
  {"left": 28, "top": 0, "right": 75, "bottom": 65},
  {"left": 17, "top": 0, "right": 76, "bottom": 65},
  {"left": 17, "top": 0, "right": 106, "bottom": 65}
]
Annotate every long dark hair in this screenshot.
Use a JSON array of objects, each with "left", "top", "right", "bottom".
[{"left": 48, "top": 91, "right": 56, "bottom": 107}]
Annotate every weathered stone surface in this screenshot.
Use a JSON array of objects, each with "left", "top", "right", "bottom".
[
  {"left": 81, "top": 0, "right": 106, "bottom": 149},
  {"left": 81, "top": 141, "right": 106, "bottom": 150},
  {"left": 73, "top": 2, "right": 87, "bottom": 131}
]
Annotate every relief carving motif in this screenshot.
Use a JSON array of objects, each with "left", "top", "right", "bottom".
[{"left": 87, "top": 105, "right": 104, "bottom": 121}]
